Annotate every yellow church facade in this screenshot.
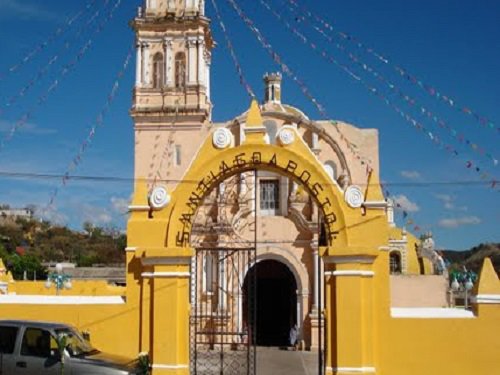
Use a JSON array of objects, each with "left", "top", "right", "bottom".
[{"left": 1, "top": 1, "right": 500, "bottom": 375}]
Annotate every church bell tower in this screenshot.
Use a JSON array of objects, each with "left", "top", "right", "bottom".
[{"left": 130, "top": 0, "right": 214, "bottom": 185}]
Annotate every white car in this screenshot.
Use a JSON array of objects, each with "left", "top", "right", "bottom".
[{"left": 0, "top": 320, "right": 142, "bottom": 375}]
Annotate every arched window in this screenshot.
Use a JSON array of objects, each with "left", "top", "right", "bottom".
[
  {"left": 175, "top": 52, "right": 186, "bottom": 89},
  {"left": 390, "top": 251, "right": 402, "bottom": 274},
  {"left": 152, "top": 52, "right": 164, "bottom": 89}
]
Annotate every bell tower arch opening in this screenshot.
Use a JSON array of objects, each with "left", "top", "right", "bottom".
[{"left": 243, "top": 260, "right": 298, "bottom": 347}]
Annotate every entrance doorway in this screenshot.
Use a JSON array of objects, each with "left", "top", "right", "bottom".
[{"left": 244, "top": 260, "right": 297, "bottom": 347}]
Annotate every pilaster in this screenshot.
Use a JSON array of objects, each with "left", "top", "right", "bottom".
[
  {"left": 187, "top": 37, "right": 198, "bottom": 85},
  {"left": 136, "top": 42, "right": 143, "bottom": 87},
  {"left": 143, "top": 250, "right": 193, "bottom": 375},
  {"left": 323, "top": 252, "right": 377, "bottom": 375},
  {"left": 164, "top": 37, "right": 174, "bottom": 87}
]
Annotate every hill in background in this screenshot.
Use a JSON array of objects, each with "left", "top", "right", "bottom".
[{"left": 442, "top": 243, "right": 500, "bottom": 275}]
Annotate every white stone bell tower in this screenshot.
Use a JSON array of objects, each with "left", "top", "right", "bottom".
[{"left": 130, "top": 0, "right": 214, "bottom": 186}]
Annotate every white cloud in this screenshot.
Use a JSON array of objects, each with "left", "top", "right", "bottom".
[
  {"left": 111, "top": 196, "right": 129, "bottom": 214},
  {"left": 392, "top": 194, "right": 420, "bottom": 213},
  {"left": 434, "top": 194, "right": 467, "bottom": 211},
  {"left": 438, "top": 216, "right": 481, "bottom": 229},
  {"left": 0, "top": 0, "right": 58, "bottom": 21},
  {"left": 37, "top": 206, "right": 68, "bottom": 225},
  {"left": 80, "top": 204, "right": 113, "bottom": 226},
  {"left": 0, "top": 121, "right": 57, "bottom": 135},
  {"left": 400, "top": 170, "right": 421, "bottom": 180}
]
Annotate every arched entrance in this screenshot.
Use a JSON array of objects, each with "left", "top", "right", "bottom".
[{"left": 243, "top": 260, "right": 297, "bottom": 347}]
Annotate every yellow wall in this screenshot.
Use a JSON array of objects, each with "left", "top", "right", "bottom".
[
  {"left": 0, "top": 302, "right": 140, "bottom": 358},
  {"left": 380, "top": 308, "right": 499, "bottom": 375}
]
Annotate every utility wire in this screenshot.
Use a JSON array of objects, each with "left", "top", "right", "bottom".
[{"left": 0, "top": 170, "right": 494, "bottom": 188}]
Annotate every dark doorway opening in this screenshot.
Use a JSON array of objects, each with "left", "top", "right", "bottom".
[{"left": 243, "top": 260, "right": 297, "bottom": 346}]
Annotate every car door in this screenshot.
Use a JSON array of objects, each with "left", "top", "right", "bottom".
[
  {"left": 0, "top": 325, "right": 19, "bottom": 374},
  {"left": 15, "top": 327, "right": 61, "bottom": 375}
]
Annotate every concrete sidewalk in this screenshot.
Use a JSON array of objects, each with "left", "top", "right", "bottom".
[{"left": 256, "top": 347, "right": 320, "bottom": 375}]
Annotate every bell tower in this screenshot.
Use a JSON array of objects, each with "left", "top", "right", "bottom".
[{"left": 130, "top": 0, "right": 214, "bottom": 185}]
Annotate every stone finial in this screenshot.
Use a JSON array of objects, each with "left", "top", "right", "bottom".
[
  {"left": 476, "top": 258, "right": 500, "bottom": 295},
  {"left": 0, "top": 258, "right": 6, "bottom": 276},
  {"left": 246, "top": 100, "right": 263, "bottom": 128},
  {"left": 244, "top": 100, "right": 266, "bottom": 144},
  {"left": 364, "top": 169, "right": 385, "bottom": 202}
]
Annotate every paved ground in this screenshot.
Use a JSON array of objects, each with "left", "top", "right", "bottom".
[{"left": 256, "top": 347, "right": 319, "bottom": 375}]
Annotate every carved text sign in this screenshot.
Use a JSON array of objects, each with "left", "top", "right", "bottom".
[{"left": 175, "top": 151, "right": 339, "bottom": 247}]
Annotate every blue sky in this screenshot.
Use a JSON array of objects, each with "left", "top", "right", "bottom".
[{"left": 0, "top": 0, "right": 498, "bottom": 250}]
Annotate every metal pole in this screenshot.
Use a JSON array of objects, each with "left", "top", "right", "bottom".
[
  {"left": 464, "top": 287, "right": 468, "bottom": 310},
  {"left": 317, "top": 210, "right": 323, "bottom": 375}
]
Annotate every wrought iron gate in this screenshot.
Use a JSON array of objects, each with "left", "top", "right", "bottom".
[
  {"left": 190, "top": 173, "right": 258, "bottom": 375},
  {"left": 190, "top": 248, "right": 257, "bottom": 375}
]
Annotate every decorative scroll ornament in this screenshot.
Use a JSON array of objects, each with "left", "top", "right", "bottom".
[
  {"left": 149, "top": 186, "right": 171, "bottom": 210},
  {"left": 212, "top": 128, "right": 233, "bottom": 149},
  {"left": 344, "top": 185, "right": 363, "bottom": 208},
  {"left": 277, "top": 125, "right": 296, "bottom": 146}
]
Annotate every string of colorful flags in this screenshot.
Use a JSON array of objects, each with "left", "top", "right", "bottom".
[
  {"left": 222, "top": 0, "right": 494, "bottom": 233},
  {"left": 259, "top": 0, "right": 498, "bottom": 190},
  {"left": 0, "top": 0, "right": 98, "bottom": 82},
  {"left": 286, "top": 0, "right": 499, "bottom": 135},
  {"left": 224, "top": 0, "right": 374, "bottom": 171},
  {"left": 0, "top": 0, "right": 112, "bottom": 115},
  {"left": 47, "top": 45, "right": 133, "bottom": 207},
  {"left": 269, "top": 0, "right": 497, "bottom": 169},
  {"left": 0, "top": 0, "right": 124, "bottom": 152},
  {"left": 229, "top": 0, "right": 427, "bottom": 231},
  {"left": 210, "top": 0, "right": 255, "bottom": 99}
]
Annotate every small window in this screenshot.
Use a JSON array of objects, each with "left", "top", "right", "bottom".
[
  {"left": 152, "top": 52, "right": 164, "bottom": 89},
  {"left": 21, "top": 328, "right": 57, "bottom": 358},
  {"left": 175, "top": 145, "right": 182, "bottom": 166},
  {"left": 260, "top": 180, "right": 280, "bottom": 215},
  {"left": 175, "top": 52, "right": 186, "bottom": 89},
  {"left": 390, "top": 252, "right": 402, "bottom": 274},
  {"left": 0, "top": 326, "right": 18, "bottom": 354}
]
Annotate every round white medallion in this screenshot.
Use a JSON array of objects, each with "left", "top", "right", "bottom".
[
  {"left": 149, "top": 186, "right": 171, "bottom": 210},
  {"left": 212, "top": 128, "right": 233, "bottom": 149},
  {"left": 344, "top": 185, "right": 364, "bottom": 208},
  {"left": 277, "top": 126, "right": 296, "bottom": 146}
]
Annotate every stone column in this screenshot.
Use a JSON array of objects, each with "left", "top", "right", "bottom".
[
  {"left": 146, "top": 253, "right": 192, "bottom": 375},
  {"left": 187, "top": 38, "right": 197, "bottom": 85},
  {"left": 323, "top": 253, "right": 376, "bottom": 375},
  {"left": 197, "top": 37, "right": 205, "bottom": 86},
  {"left": 312, "top": 249, "right": 319, "bottom": 311},
  {"left": 219, "top": 254, "right": 227, "bottom": 311},
  {"left": 135, "top": 42, "right": 143, "bottom": 87},
  {"left": 206, "top": 56, "right": 211, "bottom": 100},
  {"left": 164, "top": 37, "right": 174, "bottom": 87},
  {"left": 143, "top": 42, "right": 151, "bottom": 87}
]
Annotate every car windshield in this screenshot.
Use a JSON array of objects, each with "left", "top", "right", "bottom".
[{"left": 54, "top": 328, "right": 98, "bottom": 357}]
